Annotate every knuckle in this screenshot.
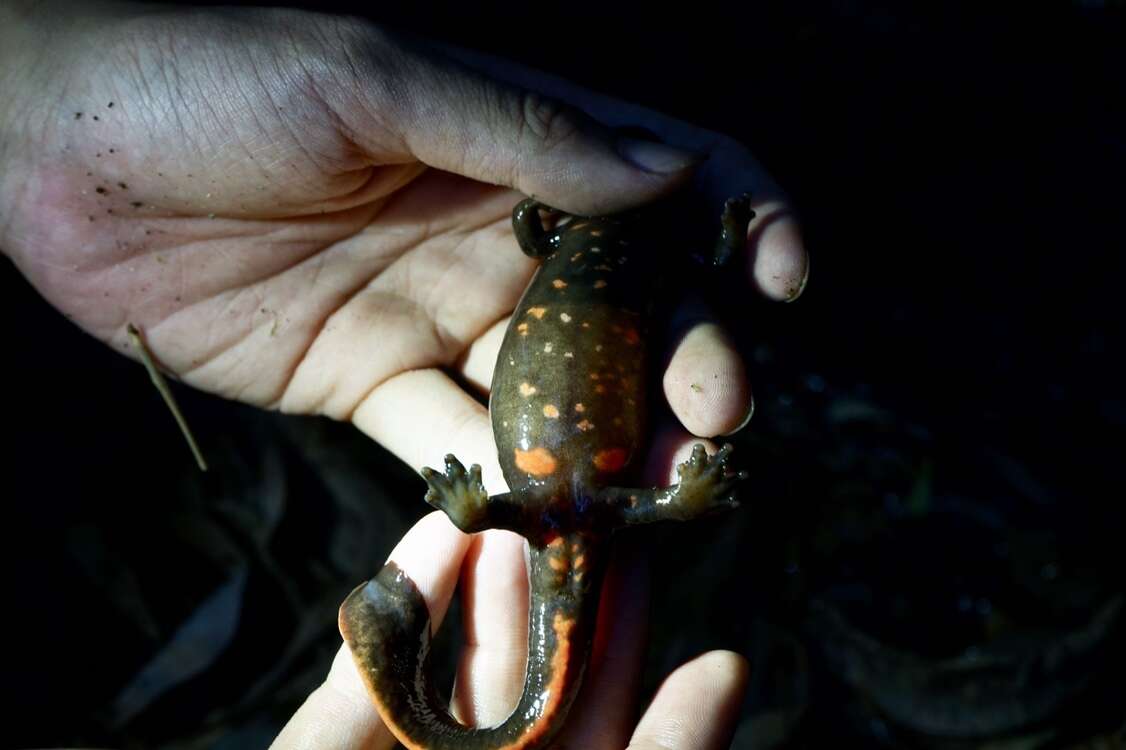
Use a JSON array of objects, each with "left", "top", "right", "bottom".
[{"left": 517, "top": 90, "right": 585, "bottom": 153}]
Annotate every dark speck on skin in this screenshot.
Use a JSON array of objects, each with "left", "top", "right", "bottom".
[
  {"left": 96, "top": 153, "right": 101, "bottom": 157},
  {"left": 118, "top": 182, "right": 128, "bottom": 189},
  {"left": 95, "top": 187, "right": 107, "bottom": 194},
  {"left": 109, "top": 149, "right": 115, "bottom": 154},
  {"left": 108, "top": 101, "right": 114, "bottom": 108},
  {"left": 92, "top": 115, "right": 99, "bottom": 121},
  {"left": 130, "top": 202, "right": 143, "bottom": 208},
  {"left": 88, "top": 216, "right": 95, "bottom": 222},
  {"left": 75, "top": 112, "right": 83, "bottom": 120}
]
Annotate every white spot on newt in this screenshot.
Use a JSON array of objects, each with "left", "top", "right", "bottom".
[
  {"left": 560, "top": 313, "right": 572, "bottom": 323},
  {"left": 519, "top": 382, "right": 537, "bottom": 397},
  {"left": 543, "top": 404, "right": 560, "bottom": 418},
  {"left": 544, "top": 342, "right": 554, "bottom": 353},
  {"left": 552, "top": 279, "right": 567, "bottom": 289}
]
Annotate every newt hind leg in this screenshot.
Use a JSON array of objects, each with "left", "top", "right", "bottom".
[{"left": 598, "top": 443, "right": 749, "bottom": 526}]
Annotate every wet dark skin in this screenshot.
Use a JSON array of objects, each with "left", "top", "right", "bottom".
[{"left": 339, "top": 194, "right": 755, "bottom": 750}]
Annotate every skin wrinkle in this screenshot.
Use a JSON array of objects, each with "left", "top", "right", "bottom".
[
  {"left": 165, "top": 185, "right": 503, "bottom": 408},
  {"left": 167, "top": 219, "right": 394, "bottom": 395},
  {"left": 286, "top": 290, "right": 427, "bottom": 418}
]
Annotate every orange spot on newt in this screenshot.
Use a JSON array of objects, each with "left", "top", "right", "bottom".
[
  {"left": 574, "top": 403, "right": 585, "bottom": 412},
  {"left": 623, "top": 327, "right": 640, "bottom": 345},
  {"left": 547, "top": 536, "right": 564, "bottom": 549},
  {"left": 593, "top": 447, "right": 628, "bottom": 473},
  {"left": 543, "top": 404, "right": 560, "bottom": 418},
  {"left": 593, "top": 280, "right": 607, "bottom": 289},
  {"left": 519, "top": 382, "right": 537, "bottom": 397},
  {"left": 527, "top": 306, "right": 548, "bottom": 319},
  {"left": 552, "top": 279, "right": 567, "bottom": 289},
  {"left": 515, "top": 447, "right": 557, "bottom": 476},
  {"left": 549, "top": 555, "right": 567, "bottom": 571},
  {"left": 574, "top": 554, "right": 585, "bottom": 568},
  {"left": 517, "top": 322, "right": 529, "bottom": 336},
  {"left": 576, "top": 419, "right": 593, "bottom": 431},
  {"left": 594, "top": 384, "right": 606, "bottom": 394}
]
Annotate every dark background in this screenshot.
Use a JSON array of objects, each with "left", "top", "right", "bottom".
[{"left": 4, "top": 1, "right": 1125, "bottom": 748}]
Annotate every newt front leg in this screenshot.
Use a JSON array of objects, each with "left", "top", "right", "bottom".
[{"left": 421, "top": 454, "right": 527, "bottom": 534}]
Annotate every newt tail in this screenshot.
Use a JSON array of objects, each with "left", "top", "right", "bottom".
[{"left": 340, "top": 534, "right": 605, "bottom": 750}]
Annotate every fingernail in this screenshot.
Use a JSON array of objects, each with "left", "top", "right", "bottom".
[
  {"left": 785, "top": 254, "right": 810, "bottom": 302},
  {"left": 722, "top": 397, "right": 755, "bottom": 437},
  {"left": 616, "top": 135, "right": 707, "bottom": 175}
]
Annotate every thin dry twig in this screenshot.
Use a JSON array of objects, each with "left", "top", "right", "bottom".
[{"left": 127, "top": 323, "right": 208, "bottom": 472}]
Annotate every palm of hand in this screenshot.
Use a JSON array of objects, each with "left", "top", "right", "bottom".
[{"left": 8, "top": 17, "right": 530, "bottom": 423}]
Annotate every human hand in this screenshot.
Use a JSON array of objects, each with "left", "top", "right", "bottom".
[
  {"left": 270, "top": 510, "right": 750, "bottom": 750},
  {"left": 0, "top": 0, "right": 807, "bottom": 486}
]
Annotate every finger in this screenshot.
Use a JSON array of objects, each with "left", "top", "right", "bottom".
[
  {"left": 662, "top": 300, "right": 753, "bottom": 439},
  {"left": 449, "top": 530, "right": 530, "bottom": 725},
  {"left": 421, "top": 40, "right": 810, "bottom": 303},
  {"left": 345, "top": 36, "right": 703, "bottom": 216},
  {"left": 271, "top": 511, "right": 471, "bottom": 750},
  {"left": 557, "top": 539, "right": 651, "bottom": 750},
  {"left": 645, "top": 423, "right": 723, "bottom": 485},
  {"left": 351, "top": 368, "right": 507, "bottom": 494},
  {"left": 746, "top": 201, "right": 808, "bottom": 303},
  {"left": 627, "top": 651, "right": 750, "bottom": 750},
  {"left": 456, "top": 315, "right": 510, "bottom": 396},
  {"left": 270, "top": 645, "right": 398, "bottom": 750}
]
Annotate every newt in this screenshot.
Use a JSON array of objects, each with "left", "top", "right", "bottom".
[{"left": 339, "top": 192, "right": 756, "bottom": 749}]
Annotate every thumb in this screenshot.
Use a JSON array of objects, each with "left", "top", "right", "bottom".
[{"left": 347, "top": 33, "right": 704, "bottom": 215}]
